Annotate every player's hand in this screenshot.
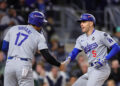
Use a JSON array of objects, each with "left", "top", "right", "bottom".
[
  {"left": 59, "top": 57, "right": 71, "bottom": 71},
  {"left": 94, "top": 58, "right": 107, "bottom": 69},
  {"left": 64, "top": 57, "right": 71, "bottom": 66},
  {"left": 59, "top": 62, "right": 65, "bottom": 71}
]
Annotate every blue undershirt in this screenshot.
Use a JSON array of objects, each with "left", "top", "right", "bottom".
[
  {"left": 2, "top": 40, "right": 9, "bottom": 52},
  {"left": 106, "top": 43, "right": 120, "bottom": 60},
  {"left": 68, "top": 48, "right": 81, "bottom": 61}
]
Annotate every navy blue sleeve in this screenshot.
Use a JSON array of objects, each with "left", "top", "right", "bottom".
[
  {"left": 2, "top": 40, "right": 9, "bottom": 52},
  {"left": 106, "top": 43, "right": 120, "bottom": 60},
  {"left": 0, "top": 24, "right": 9, "bottom": 31},
  {"left": 69, "top": 48, "right": 81, "bottom": 61},
  {"left": 40, "top": 49, "right": 61, "bottom": 67}
]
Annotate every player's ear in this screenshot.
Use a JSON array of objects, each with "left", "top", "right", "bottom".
[{"left": 89, "top": 21, "right": 94, "bottom": 27}]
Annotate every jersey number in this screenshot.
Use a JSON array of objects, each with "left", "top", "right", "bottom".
[
  {"left": 15, "top": 32, "right": 28, "bottom": 46},
  {"left": 92, "top": 50, "right": 96, "bottom": 57}
]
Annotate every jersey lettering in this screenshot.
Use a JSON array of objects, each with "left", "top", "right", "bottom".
[
  {"left": 18, "top": 27, "right": 32, "bottom": 34},
  {"left": 82, "top": 42, "right": 98, "bottom": 53}
]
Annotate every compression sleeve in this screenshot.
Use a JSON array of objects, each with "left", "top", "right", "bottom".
[
  {"left": 2, "top": 40, "right": 9, "bottom": 53},
  {"left": 40, "top": 49, "right": 61, "bottom": 67},
  {"left": 106, "top": 43, "right": 120, "bottom": 60},
  {"left": 68, "top": 48, "right": 81, "bottom": 61}
]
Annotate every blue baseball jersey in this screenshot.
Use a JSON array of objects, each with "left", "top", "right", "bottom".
[
  {"left": 75, "top": 30, "right": 116, "bottom": 63},
  {"left": 3, "top": 25, "right": 48, "bottom": 59}
]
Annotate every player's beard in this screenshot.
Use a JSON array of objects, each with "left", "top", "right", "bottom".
[{"left": 81, "top": 27, "right": 89, "bottom": 33}]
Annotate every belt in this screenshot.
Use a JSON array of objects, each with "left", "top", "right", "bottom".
[
  {"left": 89, "top": 61, "right": 107, "bottom": 67},
  {"left": 89, "top": 62, "right": 97, "bottom": 67},
  {"left": 8, "top": 57, "right": 29, "bottom": 61},
  {"left": 90, "top": 63, "right": 94, "bottom": 67}
]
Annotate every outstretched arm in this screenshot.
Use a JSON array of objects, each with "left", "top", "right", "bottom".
[
  {"left": 63, "top": 48, "right": 81, "bottom": 66},
  {"left": 68, "top": 48, "right": 82, "bottom": 61},
  {"left": 40, "top": 49, "right": 61, "bottom": 67}
]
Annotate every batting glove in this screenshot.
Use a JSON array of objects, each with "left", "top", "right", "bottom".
[{"left": 94, "top": 57, "right": 107, "bottom": 69}]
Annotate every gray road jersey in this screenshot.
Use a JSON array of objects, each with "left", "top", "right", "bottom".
[
  {"left": 75, "top": 30, "right": 116, "bottom": 63},
  {"left": 4, "top": 25, "right": 48, "bottom": 59}
]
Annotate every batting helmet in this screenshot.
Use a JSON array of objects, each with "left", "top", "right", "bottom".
[
  {"left": 28, "top": 11, "right": 47, "bottom": 27},
  {"left": 77, "top": 13, "right": 96, "bottom": 24}
]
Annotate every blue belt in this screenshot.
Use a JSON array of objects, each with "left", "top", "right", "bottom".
[
  {"left": 89, "top": 62, "right": 97, "bottom": 67},
  {"left": 90, "top": 62, "right": 107, "bottom": 67},
  {"left": 90, "top": 63, "right": 94, "bottom": 66},
  {"left": 8, "top": 57, "right": 28, "bottom": 61}
]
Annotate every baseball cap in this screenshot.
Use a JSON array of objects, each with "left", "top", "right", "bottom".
[{"left": 77, "top": 13, "right": 96, "bottom": 24}]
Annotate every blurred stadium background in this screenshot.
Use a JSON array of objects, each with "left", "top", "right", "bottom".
[{"left": 0, "top": 0, "right": 120, "bottom": 86}]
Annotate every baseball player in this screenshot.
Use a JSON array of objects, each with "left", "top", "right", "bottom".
[
  {"left": 63, "top": 13, "right": 120, "bottom": 86},
  {"left": 2, "top": 11, "right": 64, "bottom": 86}
]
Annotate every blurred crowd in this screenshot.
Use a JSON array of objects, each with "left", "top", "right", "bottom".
[{"left": 0, "top": 0, "right": 120, "bottom": 86}]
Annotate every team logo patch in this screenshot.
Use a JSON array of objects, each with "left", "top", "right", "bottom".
[
  {"left": 107, "top": 37, "right": 113, "bottom": 43},
  {"left": 104, "top": 33, "right": 108, "bottom": 36},
  {"left": 88, "top": 16, "right": 91, "bottom": 18},
  {"left": 92, "top": 37, "right": 95, "bottom": 40},
  {"left": 34, "top": 15, "right": 43, "bottom": 18},
  {"left": 82, "top": 16, "right": 87, "bottom": 19}
]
